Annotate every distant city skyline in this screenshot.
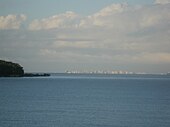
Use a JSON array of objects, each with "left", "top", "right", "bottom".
[{"left": 0, "top": 0, "right": 170, "bottom": 73}]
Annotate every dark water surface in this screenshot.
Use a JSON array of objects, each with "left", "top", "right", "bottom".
[{"left": 0, "top": 74, "right": 170, "bottom": 127}]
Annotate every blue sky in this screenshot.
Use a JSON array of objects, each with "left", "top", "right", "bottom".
[
  {"left": 0, "top": 0, "right": 170, "bottom": 73},
  {"left": 0, "top": 0, "right": 154, "bottom": 19}
]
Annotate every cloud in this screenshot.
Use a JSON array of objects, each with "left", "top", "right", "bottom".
[
  {"left": 1, "top": 2, "right": 170, "bottom": 72},
  {"left": 155, "top": 0, "right": 170, "bottom": 4},
  {"left": 29, "top": 11, "right": 79, "bottom": 30},
  {"left": 0, "top": 14, "right": 26, "bottom": 30},
  {"left": 79, "top": 3, "right": 170, "bottom": 31},
  {"left": 134, "top": 52, "right": 170, "bottom": 63},
  {"left": 28, "top": 3, "right": 129, "bottom": 30},
  {"left": 28, "top": 3, "right": 170, "bottom": 32},
  {"left": 92, "top": 3, "right": 128, "bottom": 17},
  {"left": 79, "top": 3, "right": 128, "bottom": 27}
]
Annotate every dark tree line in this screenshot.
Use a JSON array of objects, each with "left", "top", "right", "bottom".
[{"left": 0, "top": 60, "right": 24, "bottom": 77}]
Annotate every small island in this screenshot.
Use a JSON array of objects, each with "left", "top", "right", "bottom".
[{"left": 0, "top": 60, "right": 50, "bottom": 77}]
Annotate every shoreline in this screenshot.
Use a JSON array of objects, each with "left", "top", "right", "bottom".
[
  {"left": 23, "top": 73, "right": 50, "bottom": 77},
  {"left": 0, "top": 73, "right": 50, "bottom": 77}
]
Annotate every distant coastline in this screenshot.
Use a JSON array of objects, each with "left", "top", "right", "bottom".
[
  {"left": 65, "top": 70, "right": 170, "bottom": 76},
  {"left": 1, "top": 59, "right": 169, "bottom": 77}
]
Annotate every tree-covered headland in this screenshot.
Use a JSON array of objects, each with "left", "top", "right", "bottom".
[
  {"left": 0, "top": 60, "right": 50, "bottom": 77},
  {"left": 0, "top": 60, "right": 24, "bottom": 77}
]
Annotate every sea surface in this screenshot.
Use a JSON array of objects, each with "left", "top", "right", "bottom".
[{"left": 0, "top": 74, "right": 170, "bottom": 127}]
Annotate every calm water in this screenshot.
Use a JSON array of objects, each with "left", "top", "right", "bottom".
[{"left": 0, "top": 74, "right": 170, "bottom": 127}]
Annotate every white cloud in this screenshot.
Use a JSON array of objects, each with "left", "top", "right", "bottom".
[
  {"left": 28, "top": 3, "right": 170, "bottom": 31},
  {"left": 29, "top": 11, "right": 79, "bottom": 30},
  {"left": 155, "top": 0, "right": 170, "bottom": 4},
  {"left": 79, "top": 3, "right": 170, "bottom": 31},
  {"left": 1, "top": 2, "right": 170, "bottom": 72},
  {"left": 79, "top": 3, "right": 128, "bottom": 27},
  {"left": 29, "top": 3, "right": 129, "bottom": 30},
  {"left": 93, "top": 3, "right": 128, "bottom": 17},
  {"left": 0, "top": 14, "right": 26, "bottom": 29}
]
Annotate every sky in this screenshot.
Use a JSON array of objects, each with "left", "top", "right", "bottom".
[{"left": 0, "top": 0, "right": 170, "bottom": 73}]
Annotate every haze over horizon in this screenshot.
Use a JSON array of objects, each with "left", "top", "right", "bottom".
[{"left": 0, "top": 0, "right": 170, "bottom": 73}]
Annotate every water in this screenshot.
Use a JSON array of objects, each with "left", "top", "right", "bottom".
[{"left": 0, "top": 74, "right": 170, "bottom": 127}]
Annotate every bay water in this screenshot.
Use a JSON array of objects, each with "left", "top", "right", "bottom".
[{"left": 0, "top": 74, "right": 170, "bottom": 127}]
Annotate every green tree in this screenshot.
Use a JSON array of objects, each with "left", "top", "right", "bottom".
[{"left": 0, "top": 60, "right": 24, "bottom": 77}]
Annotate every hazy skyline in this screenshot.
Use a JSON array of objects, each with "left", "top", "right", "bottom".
[{"left": 0, "top": 0, "right": 170, "bottom": 73}]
